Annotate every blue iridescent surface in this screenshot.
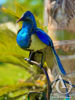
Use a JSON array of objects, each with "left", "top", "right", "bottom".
[{"left": 16, "top": 11, "right": 66, "bottom": 75}]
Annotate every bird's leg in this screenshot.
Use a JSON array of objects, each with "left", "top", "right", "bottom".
[
  {"left": 24, "top": 51, "right": 35, "bottom": 64},
  {"left": 34, "top": 51, "right": 52, "bottom": 100},
  {"left": 33, "top": 51, "right": 44, "bottom": 67},
  {"left": 25, "top": 51, "right": 44, "bottom": 66},
  {"left": 25, "top": 51, "right": 52, "bottom": 100},
  {"left": 29, "top": 51, "right": 33, "bottom": 60},
  {"left": 29, "top": 51, "right": 44, "bottom": 66}
]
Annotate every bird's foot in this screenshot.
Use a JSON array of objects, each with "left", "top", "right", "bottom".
[
  {"left": 39, "top": 63, "right": 43, "bottom": 69},
  {"left": 24, "top": 58, "right": 32, "bottom": 63},
  {"left": 24, "top": 58, "right": 40, "bottom": 66}
]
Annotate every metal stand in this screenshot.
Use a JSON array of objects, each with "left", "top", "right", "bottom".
[
  {"left": 25, "top": 58, "right": 75, "bottom": 100},
  {"left": 25, "top": 58, "right": 52, "bottom": 100}
]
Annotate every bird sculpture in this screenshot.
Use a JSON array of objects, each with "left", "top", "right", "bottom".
[{"left": 16, "top": 11, "right": 66, "bottom": 75}]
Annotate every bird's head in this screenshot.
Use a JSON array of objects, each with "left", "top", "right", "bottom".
[
  {"left": 17, "top": 11, "right": 35, "bottom": 22},
  {"left": 17, "top": 11, "right": 37, "bottom": 28}
]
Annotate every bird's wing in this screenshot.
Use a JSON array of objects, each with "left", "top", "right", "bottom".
[
  {"left": 35, "top": 28, "right": 66, "bottom": 75},
  {"left": 35, "top": 28, "right": 53, "bottom": 47}
]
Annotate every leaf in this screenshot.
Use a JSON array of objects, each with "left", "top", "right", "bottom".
[
  {"left": 0, "top": 82, "right": 36, "bottom": 96},
  {"left": 1, "top": 7, "right": 19, "bottom": 19},
  {"left": 1, "top": 2, "right": 47, "bottom": 32},
  {"left": 15, "top": 2, "right": 26, "bottom": 16},
  {"left": 0, "top": 81, "right": 44, "bottom": 99},
  {"left": 0, "top": 27, "right": 34, "bottom": 72}
]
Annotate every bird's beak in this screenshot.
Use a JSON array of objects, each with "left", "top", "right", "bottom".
[{"left": 16, "top": 17, "right": 23, "bottom": 23}]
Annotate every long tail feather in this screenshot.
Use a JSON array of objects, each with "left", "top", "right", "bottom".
[{"left": 52, "top": 46, "right": 66, "bottom": 75}]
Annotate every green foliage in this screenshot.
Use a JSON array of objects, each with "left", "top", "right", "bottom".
[
  {"left": 1, "top": 1, "right": 47, "bottom": 31},
  {"left": 0, "top": 1, "right": 47, "bottom": 99},
  {"left": 0, "top": 81, "right": 37, "bottom": 100},
  {"left": 0, "top": 28, "right": 28, "bottom": 68},
  {"left": 0, "top": 63, "right": 30, "bottom": 85},
  {"left": 0, "top": 27, "right": 45, "bottom": 99},
  {"left": 4, "top": 0, "right": 44, "bottom": 22}
]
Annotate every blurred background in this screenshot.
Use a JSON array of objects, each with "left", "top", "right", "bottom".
[
  {"left": 0, "top": 0, "right": 75, "bottom": 100},
  {"left": 0, "top": 0, "right": 45, "bottom": 100}
]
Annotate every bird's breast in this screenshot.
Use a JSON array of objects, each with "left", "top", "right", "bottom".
[
  {"left": 16, "top": 31, "right": 31, "bottom": 49},
  {"left": 29, "top": 34, "right": 47, "bottom": 51}
]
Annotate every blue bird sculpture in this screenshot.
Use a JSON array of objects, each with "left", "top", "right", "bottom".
[{"left": 16, "top": 11, "right": 66, "bottom": 75}]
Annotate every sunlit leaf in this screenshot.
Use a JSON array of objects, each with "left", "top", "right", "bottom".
[
  {"left": 0, "top": 27, "right": 34, "bottom": 72},
  {"left": 15, "top": 2, "right": 26, "bottom": 16},
  {"left": 1, "top": 2, "right": 47, "bottom": 32},
  {"left": 0, "top": 82, "right": 36, "bottom": 96},
  {"left": 1, "top": 7, "right": 19, "bottom": 19},
  {"left": 0, "top": 2, "right": 47, "bottom": 99}
]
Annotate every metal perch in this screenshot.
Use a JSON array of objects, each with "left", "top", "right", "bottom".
[{"left": 24, "top": 58, "right": 52, "bottom": 100}]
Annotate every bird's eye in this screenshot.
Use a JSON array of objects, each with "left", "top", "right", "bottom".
[{"left": 28, "top": 14, "right": 31, "bottom": 16}]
